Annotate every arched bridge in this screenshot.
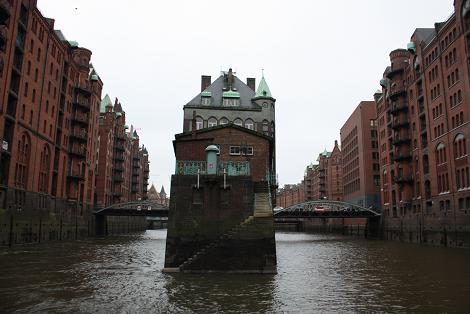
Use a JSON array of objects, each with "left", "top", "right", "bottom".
[
  {"left": 274, "top": 200, "right": 381, "bottom": 220},
  {"left": 93, "top": 200, "right": 169, "bottom": 217}
]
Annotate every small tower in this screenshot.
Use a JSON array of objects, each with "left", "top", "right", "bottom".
[{"left": 252, "top": 73, "right": 276, "bottom": 138}]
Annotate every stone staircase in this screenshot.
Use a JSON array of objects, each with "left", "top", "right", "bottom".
[
  {"left": 178, "top": 215, "right": 255, "bottom": 272},
  {"left": 177, "top": 181, "right": 273, "bottom": 272},
  {"left": 254, "top": 181, "right": 273, "bottom": 218}
]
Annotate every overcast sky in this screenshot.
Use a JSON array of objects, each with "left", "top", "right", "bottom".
[{"left": 38, "top": 0, "right": 453, "bottom": 191}]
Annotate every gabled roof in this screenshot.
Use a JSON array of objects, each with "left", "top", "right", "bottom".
[
  {"left": 174, "top": 122, "right": 274, "bottom": 142},
  {"left": 255, "top": 75, "right": 273, "bottom": 98},
  {"left": 160, "top": 186, "right": 166, "bottom": 195},
  {"left": 100, "top": 94, "right": 113, "bottom": 113},
  {"left": 184, "top": 75, "right": 258, "bottom": 109}
]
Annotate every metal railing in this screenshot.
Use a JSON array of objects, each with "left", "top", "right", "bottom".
[{"left": 175, "top": 160, "right": 250, "bottom": 176}]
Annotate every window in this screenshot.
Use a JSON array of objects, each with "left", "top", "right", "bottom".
[
  {"left": 241, "top": 146, "right": 254, "bottom": 156},
  {"left": 234, "top": 118, "right": 243, "bottom": 126},
  {"left": 262, "top": 120, "right": 269, "bottom": 134},
  {"left": 195, "top": 116, "right": 203, "bottom": 130},
  {"left": 245, "top": 119, "right": 254, "bottom": 130},
  {"left": 223, "top": 98, "right": 239, "bottom": 106},
  {"left": 208, "top": 117, "right": 217, "bottom": 127},
  {"left": 201, "top": 97, "right": 211, "bottom": 106},
  {"left": 219, "top": 117, "right": 228, "bottom": 125},
  {"left": 230, "top": 146, "right": 253, "bottom": 156},
  {"left": 229, "top": 146, "right": 240, "bottom": 155},
  {"left": 454, "top": 134, "right": 467, "bottom": 159}
]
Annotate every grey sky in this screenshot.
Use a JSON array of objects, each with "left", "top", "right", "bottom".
[{"left": 37, "top": 0, "right": 453, "bottom": 191}]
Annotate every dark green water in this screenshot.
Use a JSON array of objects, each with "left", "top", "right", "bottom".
[{"left": 1, "top": 231, "right": 470, "bottom": 313}]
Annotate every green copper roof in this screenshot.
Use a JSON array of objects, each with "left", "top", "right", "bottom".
[
  {"left": 68, "top": 40, "right": 79, "bottom": 48},
  {"left": 255, "top": 75, "right": 272, "bottom": 98},
  {"left": 91, "top": 74, "right": 99, "bottom": 81},
  {"left": 99, "top": 94, "right": 112, "bottom": 113},
  {"left": 201, "top": 90, "right": 212, "bottom": 97},
  {"left": 380, "top": 78, "right": 387, "bottom": 88},
  {"left": 116, "top": 112, "right": 123, "bottom": 118},
  {"left": 222, "top": 90, "right": 240, "bottom": 98},
  {"left": 407, "top": 42, "right": 416, "bottom": 53}
]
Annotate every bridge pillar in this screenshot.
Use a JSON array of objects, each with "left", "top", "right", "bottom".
[
  {"left": 95, "top": 215, "right": 107, "bottom": 236},
  {"left": 365, "top": 216, "right": 381, "bottom": 239}
]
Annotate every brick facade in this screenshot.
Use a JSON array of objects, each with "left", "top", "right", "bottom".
[
  {"left": 0, "top": 0, "right": 149, "bottom": 217},
  {"left": 376, "top": 0, "right": 470, "bottom": 246},
  {"left": 340, "top": 101, "right": 381, "bottom": 209}
]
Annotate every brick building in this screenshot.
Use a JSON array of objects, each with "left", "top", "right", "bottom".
[
  {"left": 376, "top": 0, "right": 470, "bottom": 246},
  {"left": 0, "top": 0, "right": 150, "bottom": 245},
  {"left": 95, "top": 95, "right": 149, "bottom": 208},
  {"left": 340, "top": 101, "right": 381, "bottom": 209},
  {"left": 276, "top": 183, "right": 305, "bottom": 208},
  {"left": 327, "top": 140, "right": 343, "bottom": 201},
  {"left": 0, "top": 0, "right": 102, "bottom": 214}
]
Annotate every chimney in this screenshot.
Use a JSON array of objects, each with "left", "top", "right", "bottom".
[
  {"left": 191, "top": 111, "right": 197, "bottom": 139},
  {"left": 201, "top": 75, "right": 211, "bottom": 92},
  {"left": 247, "top": 78, "right": 256, "bottom": 91}
]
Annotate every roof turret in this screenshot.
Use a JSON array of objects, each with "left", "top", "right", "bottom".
[
  {"left": 100, "top": 94, "right": 113, "bottom": 113},
  {"left": 255, "top": 74, "right": 273, "bottom": 98}
]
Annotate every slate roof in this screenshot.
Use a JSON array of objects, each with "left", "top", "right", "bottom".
[
  {"left": 414, "top": 28, "right": 435, "bottom": 46},
  {"left": 185, "top": 75, "right": 258, "bottom": 109}
]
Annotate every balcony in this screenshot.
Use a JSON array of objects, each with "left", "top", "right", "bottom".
[
  {"left": 113, "top": 174, "right": 124, "bottom": 182},
  {"left": 67, "top": 170, "right": 85, "bottom": 181},
  {"left": 386, "top": 66, "right": 405, "bottom": 79},
  {"left": 115, "top": 132, "right": 126, "bottom": 141},
  {"left": 71, "top": 114, "right": 89, "bottom": 126},
  {"left": 75, "top": 84, "right": 91, "bottom": 96},
  {"left": 394, "top": 175, "right": 413, "bottom": 184},
  {"left": 391, "top": 119, "right": 410, "bottom": 130},
  {"left": 0, "top": 27, "right": 6, "bottom": 50},
  {"left": 69, "top": 130, "right": 87, "bottom": 143},
  {"left": 114, "top": 154, "right": 125, "bottom": 162},
  {"left": 115, "top": 143, "right": 125, "bottom": 152},
  {"left": 389, "top": 103, "right": 408, "bottom": 115},
  {"left": 113, "top": 164, "right": 124, "bottom": 172},
  {"left": 392, "top": 136, "right": 411, "bottom": 146},
  {"left": 0, "top": 1, "right": 11, "bottom": 25},
  {"left": 73, "top": 99, "right": 90, "bottom": 111},
  {"left": 388, "top": 85, "right": 407, "bottom": 100},
  {"left": 394, "top": 154, "right": 412, "bottom": 162},
  {"left": 69, "top": 147, "right": 86, "bottom": 159}
]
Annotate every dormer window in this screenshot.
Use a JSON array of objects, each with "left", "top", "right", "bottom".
[
  {"left": 222, "top": 90, "right": 240, "bottom": 106},
  {"left": 201, "top": 90, "right": 212, "bottom": 105}
]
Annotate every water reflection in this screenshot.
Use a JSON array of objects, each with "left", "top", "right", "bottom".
[{"left": 0, "top": 230, "right": 470, "bottom": 313}]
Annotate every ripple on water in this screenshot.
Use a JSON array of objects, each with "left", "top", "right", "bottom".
[{"left": 1, "top": 230, "right": 470, "bottom": 313}]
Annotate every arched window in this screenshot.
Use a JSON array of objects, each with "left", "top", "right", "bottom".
[
  {"left": 207, "top": 117, "right": 217, "bottom": 128},
  {"left": 39, "top": 145, "right": 51, "bottom": 193},
  {"left": 271, "top": 121, "right": 275, "bottom": 136},
  {"left": 436, "top": 143, "right": 446, "bottom": 165},
  {"left": 262, "top": 120, "right": 269, "bottom": 135},
  {"left": 233, "top": 118, "right": 243, "bottom": 126},
  {"left": 245, "top": 119, "right": 254, "bottom": 130},
  {"left": 219, "top": 117, "right": 229, "bottom": 125},
  {"left": 454, "top": 134, "right": 467, "bottom": 158},
  {"left": 195, "top": 116, "right": 203, "bottom": 130},
  {"left": 15, "top": 133, "right": 30, "bottom": 188}
]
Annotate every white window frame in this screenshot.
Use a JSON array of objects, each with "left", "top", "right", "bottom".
[{"left": 229, "top": 146, "right": 240, "bottom": 155}]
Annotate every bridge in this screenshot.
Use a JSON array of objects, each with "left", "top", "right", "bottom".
[
  {"left": 93, "top": 200, "right": 169, "bottom": 217},
  {"left": 274, "top": 200, "right": 381, "bottom": 220}
]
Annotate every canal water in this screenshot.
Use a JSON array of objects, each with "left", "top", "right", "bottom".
[{"left": 1, "top": 231, "right": 470, "bottom": 313}]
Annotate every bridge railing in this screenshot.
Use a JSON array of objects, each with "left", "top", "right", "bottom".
[{"left": 275, "top": 200, "right": 381, "bottom": 217}]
